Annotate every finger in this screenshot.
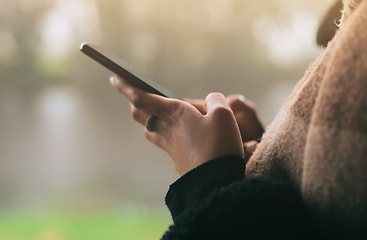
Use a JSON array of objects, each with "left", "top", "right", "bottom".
[
  {"left": 227, "top": 94, "right": 255, "bottom": 112},
  {"left": 130, "top": 104, "right": 150, "bottom": 125},
  {"left": 226, "top": 94, "right": 263, "bottom": 142},
  {"left": 185, "top": 98, "right": 206, "bottom": 114},
  {"left": 244, "top": 141, "right": 257, "bottom": 158},
  {"left": 226, "top": 94, "right": 246, "bottom": 102},
  {"left": 144, "top": 114, "right": 172, "bottom": 148},
  {"left": 205, "top": 92, "right": 232, "bottom": 115},
  {"left": 111, "top": 76, "right": 173, "bottom": 120},
  {"left": 144, "top": 129, "right": 167, "bottom": 149},
  {"left": 226, "top": 94, "right": 246, "bottom": 112}
]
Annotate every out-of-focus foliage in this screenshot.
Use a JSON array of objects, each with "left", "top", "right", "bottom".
[{"left": 0, "top": 206, "right": 171, "bottom": 240}]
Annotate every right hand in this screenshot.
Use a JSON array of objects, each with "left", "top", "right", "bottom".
[
  {"left": 187, "top": 94, "right": 264, "bottom": 143},
  {"left": 111, "top": 76, "right": 244, "bottom": 176}
]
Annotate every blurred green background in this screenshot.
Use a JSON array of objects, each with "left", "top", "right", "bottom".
[{"left": 0, "top": 0, "right": 334, "bottom": 239}]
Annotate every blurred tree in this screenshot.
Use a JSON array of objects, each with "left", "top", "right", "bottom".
[{"left": 0, "top": 0, "right": 56, "bottom": 86}]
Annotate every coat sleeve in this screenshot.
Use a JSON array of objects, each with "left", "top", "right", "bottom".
[
  {"left": 163, "top": 155, "right": 318, "bottom": 240},
  {"left": 301, "top": 0, "right": 367, "bottom": 231},
  {"left": 165, "top": 155, "right": 245, "bottom": 222}
]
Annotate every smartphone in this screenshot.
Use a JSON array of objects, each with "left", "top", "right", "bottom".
[{"left": 80, "top": 42, "right": 176, "bottom": 98}]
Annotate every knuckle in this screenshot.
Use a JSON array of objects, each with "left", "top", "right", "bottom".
[
  {"left": 131, "top": 106, "right": 140, "bottom": 121},
  {"left": 131, "top": 93, "right": 145, "bottom": 109},
  {"left": 227, "top": 96, "right": 256, "bottom": 114},
  {"left": 206, "top": 92, "right": 224, "bottom": 100},
  {"left": 227, "top": 97, "right": 244, "bottom": 111},
  {"left": 242, "top": 101, "right": 257, "bottom": 114},
  {"left": 246, "top": 101, "right": 256, "bottom": 111},
  {"left": 212, "top": 105, "right": 232, "bottom": 117},
  {"left": 167, "top": 99, "right": 181, "bottom": 111},
  {"left": 167, "top": 99, "right": 184, "bottom": 119}
]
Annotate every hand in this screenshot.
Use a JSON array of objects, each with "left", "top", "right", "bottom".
[
  {"left": 244, "top": 140, "right": 258, "bottom": 159},
  {"left": 187, "top": 95, "right": 264, "bottom": 142},
  {"left": 110, "top": 76, "right": 244, "bottom": 176}
]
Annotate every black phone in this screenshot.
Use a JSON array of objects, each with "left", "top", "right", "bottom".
[{"left": 80, "top": 42, "right": 176, "bottom": 98}]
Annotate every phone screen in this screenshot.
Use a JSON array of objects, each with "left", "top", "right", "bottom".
[{"left": 80, "top": 43, "right": 176, "bottom": 98}]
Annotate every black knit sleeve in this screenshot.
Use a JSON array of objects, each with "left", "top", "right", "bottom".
[
  {"left": 165, "top": 155, "right": 245, "bottom": 222},
  {"left": 162, "top": 155, "right": 321, "bottom": 240},
  {"left": 162, "top": 177, "right": 320, "bottom": 240}
]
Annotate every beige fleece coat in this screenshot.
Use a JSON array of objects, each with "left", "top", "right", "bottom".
[{"left": 246, "top": 0, "right": 367, "bottom": 224}]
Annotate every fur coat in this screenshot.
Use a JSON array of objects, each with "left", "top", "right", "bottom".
[{"left": 246, "top": 0, "right": 367, "bottom": 225}]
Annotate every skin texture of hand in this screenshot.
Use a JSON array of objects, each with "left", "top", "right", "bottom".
[
  {"left": 110, "top": 76, "right": 244, "bottom": 176},
  {"left": 187, "top": 95, "right": 264, "bottom": 142}
]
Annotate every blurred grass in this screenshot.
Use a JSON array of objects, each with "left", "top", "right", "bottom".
[{"left": 0, "top": 207, "right": 172, "bottom": 240}]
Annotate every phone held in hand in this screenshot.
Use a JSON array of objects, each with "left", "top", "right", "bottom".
[{"left": 80, "top": 42, "right": 177, "bottom": 98}]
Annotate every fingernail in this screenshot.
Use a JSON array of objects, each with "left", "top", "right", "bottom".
[
  {"left": 109, "top": 76, "right": 116, "bottom": 88},
  {"left": 244, "top": 141, "right": 257, "bottom": 153},
  {"left": 236, "top": 94, "right": 246, "bottom": 102}
]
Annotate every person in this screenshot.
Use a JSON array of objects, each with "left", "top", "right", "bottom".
[{"left": 109, "top": 0, "right": 367, "bottom": 238}]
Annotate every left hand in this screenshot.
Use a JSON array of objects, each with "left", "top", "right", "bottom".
[
  {"left": 110, "top": 76, "right": 244, "bottom": 176},
  {"left": 187, "top": 95, "right": 264, "bottom": 142}
]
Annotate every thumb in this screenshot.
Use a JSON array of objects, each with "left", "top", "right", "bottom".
[
  {"left": 244, "top": 141, "right": 257, "bottom": 158},
  {"left": 205, "top": 92, "right": 231, "bottom": 115}
]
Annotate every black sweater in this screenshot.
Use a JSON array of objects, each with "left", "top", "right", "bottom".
[{"left": 161, "top": 155, "right": 367, "bottom": 240}]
